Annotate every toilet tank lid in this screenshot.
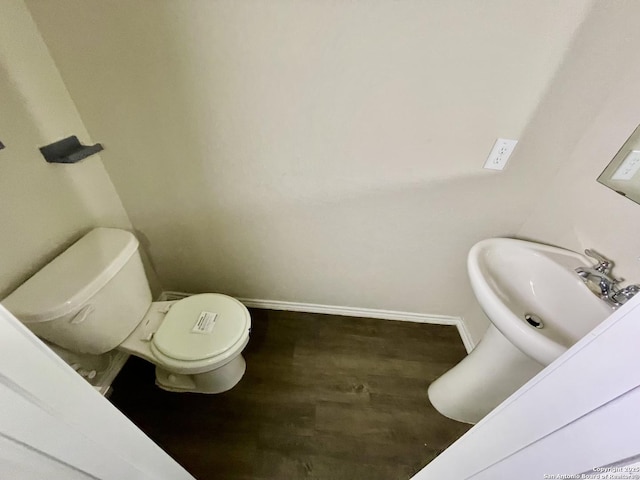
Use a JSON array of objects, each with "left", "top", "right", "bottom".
[{"left": 2, "top": 228, "right": 139, "bottom": 324}]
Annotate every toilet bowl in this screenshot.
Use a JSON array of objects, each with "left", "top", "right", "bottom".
[
  {"left": 120, "top": 294, "right": 250, "bottom": 393},
  {"left": 2, "top": 228, "right": 251, "bottom": 394}
]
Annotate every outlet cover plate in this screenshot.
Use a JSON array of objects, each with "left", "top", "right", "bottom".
[
  {"left": 484, "top": 138, "right": 518, "bottom": 170},
  {"left": 612, "top": 150, "right": 640, "bottom": 180}
]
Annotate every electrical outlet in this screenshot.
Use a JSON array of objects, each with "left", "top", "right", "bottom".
[
  {"left": 483, "top": 138, "right": 518, "bottom": 170},
  {"left": 612, "top": 150, "right": 640, "bottom": 180}
]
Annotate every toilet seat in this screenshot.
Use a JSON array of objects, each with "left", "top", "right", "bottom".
[{"left": 149, "top": 294, "right": 250, "bottom": 374}]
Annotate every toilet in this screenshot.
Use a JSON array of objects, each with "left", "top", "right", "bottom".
[{"left": 2, "top": 228, "right": 251, "bottom": 394}]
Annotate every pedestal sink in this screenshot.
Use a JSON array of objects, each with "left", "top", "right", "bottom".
[{"left": 428, "top": 238, "right": 614, "bottom": 424}]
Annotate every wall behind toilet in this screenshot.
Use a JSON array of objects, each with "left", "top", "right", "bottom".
[
  {"left": 23, "top": 0, "right": 595, "bottom": 324},
  {"left": 0, "top": 0, "right": 140, "bottom": 298}
]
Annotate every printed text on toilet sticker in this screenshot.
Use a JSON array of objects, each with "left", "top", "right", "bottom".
[{"left": 191, "top": 311, "right": 218, "bottom": 334}]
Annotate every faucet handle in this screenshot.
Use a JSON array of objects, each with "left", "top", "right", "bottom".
[
  {"left": 612, "top": 284, "right": 640, "bottom": 305},
  {"left": 584, "top": 249, "right": 614, "bottom": 273}
]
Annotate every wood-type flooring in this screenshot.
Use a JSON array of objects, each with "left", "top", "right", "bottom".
[{"left": 109, "top": 309, "right": 471, "bottom": 480}]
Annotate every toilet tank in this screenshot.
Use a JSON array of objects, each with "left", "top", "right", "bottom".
[{"left": 2, "top": 228, "right": 152, "bottom": 354}]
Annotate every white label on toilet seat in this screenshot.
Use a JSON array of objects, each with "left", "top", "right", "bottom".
[{"left": 191, "top": 311, "right": 218, "bottom": 334}]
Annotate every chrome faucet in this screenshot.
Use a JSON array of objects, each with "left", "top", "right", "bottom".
[{"left": 575, "top": 249, "right": 640, "bottom": 308}]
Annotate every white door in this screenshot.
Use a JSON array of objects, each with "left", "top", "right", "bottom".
[
  {"left": 414, "top": 294, "right": 640, "bottom": 479},
  {"left": 0, "top": 304, "right": 195, "bottom": 480}
]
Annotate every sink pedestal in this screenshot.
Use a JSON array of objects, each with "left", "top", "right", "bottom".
[{"left": 428, "top": 324, "right": 544, "bottom": 424}]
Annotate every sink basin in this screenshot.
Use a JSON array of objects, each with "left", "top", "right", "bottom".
[
  {"left": 468, "top": 238, "right": 614, "bottom": 366},
  {"left": 428, "top": 238, "right": 615, "bottom": 424}
]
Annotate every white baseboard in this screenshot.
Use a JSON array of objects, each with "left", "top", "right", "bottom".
[
  {"left": 455, "top": 321, "right": 475, "bottom": 353},
  {"left": 238, "top": 297, "right": 476, "bottom": 353},
  {"left": 159, "top": 292, "right": 475, "bottom": 353}
]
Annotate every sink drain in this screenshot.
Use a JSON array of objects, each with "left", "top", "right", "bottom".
[{"left": 524, "top": 313, "right": 544, "bottom": 329}]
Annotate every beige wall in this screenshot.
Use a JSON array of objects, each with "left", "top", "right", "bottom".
[
  {"left": 25, "top": 0, "right": 595, "bottom": 323},
  {"left": 459, "top": 1, "right": 640, "bottom": 343},
  {"left": 0, "top": 0, "right": 134, "bottom": 298},
  {"left": 19, "top": 0, "right": 640, "bottom": 345},
  {"left": 518, "top": 3, "right": 640, "bottom": 291}
]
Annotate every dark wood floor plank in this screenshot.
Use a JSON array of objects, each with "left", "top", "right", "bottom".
[{"left": 109, "top": 308, "right": 471, "bottom": 480}]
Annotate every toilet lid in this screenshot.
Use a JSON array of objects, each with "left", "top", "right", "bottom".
[{"left": 152, "top": 294, "right": 250, "bottom": 362}]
